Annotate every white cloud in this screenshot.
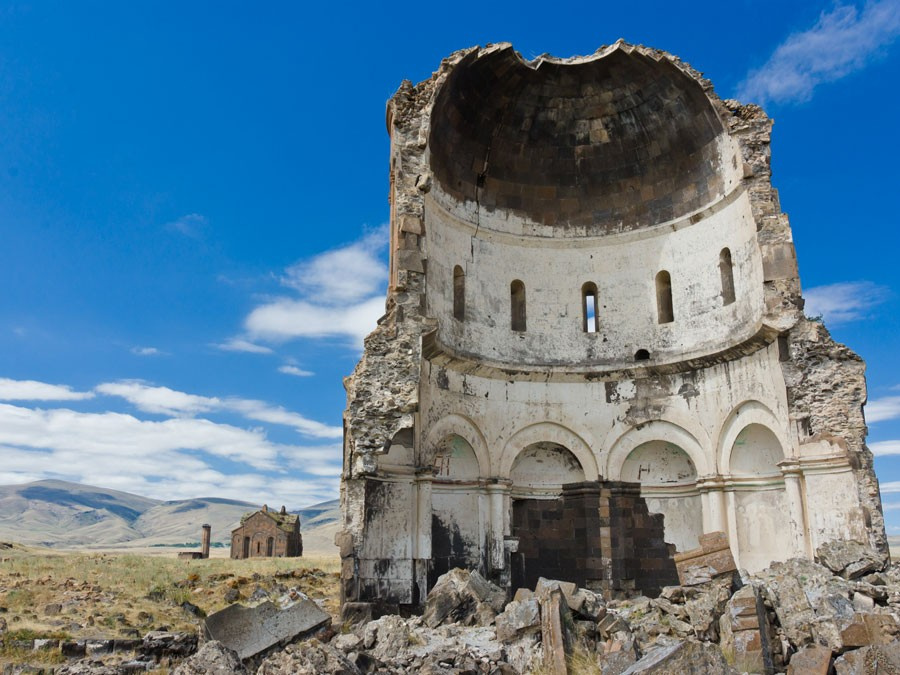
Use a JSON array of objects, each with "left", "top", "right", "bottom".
[
  {"left": 282, "top": 228, "right": 388, "bottom": 303},
  {"left": 881, "top": 501, "right": 900, "bottom": 511},
  {"left": 803, "top": 281, "right": 889, "bottom": 325},
  {"left": 131, "top": 346, "right": 164, "bottom": 356},
  {"left": 245, "top": 296, "right": 385, "bottom": 345},
  {"left": 737, "top": 1, "right": 900, "bottom": 105},
  {"left": 96, "top": 381, "right": 219, "bottom": 417},
  {"left": 879, "top": 481, "right": 900, "bottom": 494},
  {"left": 96, "top": 380, "right": 341, "bottom": 439},
  {"left": 867, "top": 397, "right": 900, "bottom": 424},
  {"left": 0, "top": 378, "right": 94, "bottom": 401},
  {"left": 0, "top": 400, "right": 343, "bottom": 506},
  {"left": 165, "top": 213, "right": 209, "bottom": 239},
  {"left": 870, "top": 440, "right": 900, "bottom": 455},
  {"left": 237, "top": 228, "right": 387, "bottom": 349},
  {"left": 278, "top": 365, "right": 314, "bottom": 377},
  {"left": 214, "top": 338, "right": 274, "bottom": 354}
]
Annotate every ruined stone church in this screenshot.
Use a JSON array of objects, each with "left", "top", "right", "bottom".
[{"left": 338, "top": 41, "right": 886, "bottom": 610}]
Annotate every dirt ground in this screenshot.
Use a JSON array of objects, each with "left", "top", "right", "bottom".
[{"left": 0, "top": 542, "right": 340, "bottom": 645}]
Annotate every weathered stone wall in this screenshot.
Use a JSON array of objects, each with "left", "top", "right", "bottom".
[{"left": 340, "top": 40, "right": 887, "bottom": 612}]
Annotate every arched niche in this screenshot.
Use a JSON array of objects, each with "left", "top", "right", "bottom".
[
  {"left": 620, "top": 440, "right": 701, "bottom": 552},
  {"left": 432, "top": 434, "right": 480, "bottom": 481},
  {"left": 499, "top": 421, "right": 599, "bottom": 481},
  {"left": 605, "top": 419, "right": 710, "bottom": 480},
  {"left": 716, "top": 400, "right": 792, "bottom": 475},
  {"left": 424, "top": 414, "right": 490, "bottom": 477},
  {"left": 510, "top": 442, "right": 585, "bottom": 492},
  {"left": 620, "top": 440, "right": 697, "bottom": 485},
  {"left": 429, "top": 433, "right": 484, "bottom": 588},
  {"left": 727, "top": 422, "right": 792, "bottom": 572},
  {"left": 730, "top": 424, "right": 784, "bottom": 477}
]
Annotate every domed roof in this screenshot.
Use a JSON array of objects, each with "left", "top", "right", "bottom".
[{"left": 429, "top": 43, "right": 731, "bottom": 236}]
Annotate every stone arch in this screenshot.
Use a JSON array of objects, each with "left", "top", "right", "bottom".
[
  {"left": 606, "top": 420, "right": 710, "bottom": 480},
  {"left": 424, "top": 413, "right": 491, "bottom": 477},
  {"left": 729, "top": 424, "right": 785, "bottom": 477},
  {"left": 607, "top": 425, "right": 705, "bottom": 552},
  {"left": 717, "top": 401, "right": 792, "bottom": 475},
  {"left": 499, "top": 422, "right": 599, "bottom": 481}
]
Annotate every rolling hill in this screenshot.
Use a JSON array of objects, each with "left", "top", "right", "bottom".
[{"left": 0, "top": 479, "right": 339, "bottom": 554}]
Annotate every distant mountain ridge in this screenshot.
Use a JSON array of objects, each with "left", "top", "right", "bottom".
[{"left": 0, "top": 479, "right": 339, "bottom": 553}]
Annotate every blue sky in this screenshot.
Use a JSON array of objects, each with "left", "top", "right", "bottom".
[{"left": 0, "top": 2, "right": 899, "bottom": 523}]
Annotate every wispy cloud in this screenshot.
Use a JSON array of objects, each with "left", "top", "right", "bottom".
[
  {"left": 737, "top": 1, "right": 900, "bottom": 105},
  {"left": 804, "top": 281, "right": 889, "bottom": 325},
  {"left": 214, "top": 338, "right": 274, "bottom": 354},
  {"left": 165, "top": 213, "right": 209, "bottom": 239},
  {"left": 95, "top": 380, "right": 341, "bottom": 439},
  {"left": 131, "top": 346, "right": 165, "bottom": 356},
  {"left": 278, "top": 365, "right": 314, "bottom": 377},
  {"left": 867, "top": 396, "right": 900, "bottom": 424},
  {"left": 878, "top": 481, "right": 900, "bottom": 494},
  {"left": 95, "top": 381, "right": 219, "bottom": 417},
  {"left": 239, "top": 227, "right": 388, "bottom": 349},
  {"left": 882, "top": 501, "right": 900, "bottom": 510},
  {"left": 0, "top": 378, "right": 94, "bottom": 401},
  {"left": 870, "top": 439, "right": 900, "bottom": 454}
]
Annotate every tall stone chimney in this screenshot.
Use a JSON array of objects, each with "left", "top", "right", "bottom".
[{"left": 201, "top": 523, "right": 211, "bottom": 559}]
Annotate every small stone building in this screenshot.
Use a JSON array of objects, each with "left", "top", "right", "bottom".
[
  {"left": 339, "top": 40, "right": 888, "bottom": 611},
  {"left": 230, "top": 505, "right": 302, "bottom": 559}
]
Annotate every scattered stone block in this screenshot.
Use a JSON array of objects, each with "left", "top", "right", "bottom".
[
  {"left": 834, "top": 641, "right": 900, "bottom": 673},
  {"left": 718, "top": 585, "right": 774, "bottom": 674},
  {"left": 620, "top": 639, "right": 736, "bottom": 674},
  {"left": 540, "top": 587, "right": 572, "bottom": 675},
  {"left": 816, "top": 540, "right": 887, "bottom": 580},
  {"left": 203, "top": 599, "right": 330, "bottom": 661},
  {"left": 673, "top": 531, "right": 736, "bottom": 587},
  {"left": 786, "top": 644, "right": 832, "bottom": 675},
  {"left": 171, "top": 640, "right": 247, "bottom": 675},
  {"left": 495, "top": 597, "right": 541, "bottom": 642},
  {"left": 422, "top": 568, "right": 505, "bottom": 628}
]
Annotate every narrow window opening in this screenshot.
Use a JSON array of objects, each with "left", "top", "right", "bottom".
[
  {"left": 655, "top": 271, "right": 674, "bottom": 324},
  {"left": 453, "top": 265, "right": 465, "bottom": 321},
  {"left": 582, "top": 282, "right": 599, "bottom": 333},
  {"left": 719, "top": 248, "right": 735, "bottom": 306},
  {"left": 256, "top": 541, "right": 261, "bottom": 554},
  {"left": 510, "top": 280, "right": 526, "bottom": 332},
  {"left": 635, "top": 349, "right": 650, "bottom": 361}
]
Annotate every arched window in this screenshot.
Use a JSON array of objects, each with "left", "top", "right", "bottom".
[
  {"left": 635, "top": 349, "right": 650, "bottom": 361},
  {"left": 510, "top": 280, "right": 526, "bottom": 332},
  {"left": 266, "top": 536, "right": 274, "bottom": 556},
  {"left": 719, "top": 248, "right": 735, "bottom": 306},
  {"left": 655, "top": 271, "right": 674, "bottom": 324},
  {"left": 453, "top": 265, "right": 465, "bottom": 321},
  {"left": 582, "top": 282, "right": 599, "bottom": 333}
]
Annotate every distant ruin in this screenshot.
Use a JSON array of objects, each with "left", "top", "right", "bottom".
[
  {"left": 339, "top": 41, "right": 886, "bottom": 611},
  {"left": 177, "top": 523, "right": 211, "bottom": 560},
  {"left": 230, "top": 505, "right": 302, "bottom": 559}
]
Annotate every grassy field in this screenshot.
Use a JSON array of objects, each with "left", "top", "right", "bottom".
[{"left": 0, "top": 543, "right": 340, "bottom": 645}]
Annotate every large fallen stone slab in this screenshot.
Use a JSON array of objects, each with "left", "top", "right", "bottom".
[{"left": 202, "top": 599, "right": 330, "bottom": 661}]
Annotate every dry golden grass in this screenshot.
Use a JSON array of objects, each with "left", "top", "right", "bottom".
[{"left": 0, "top": 544, "right": 340, "bottom": 642}]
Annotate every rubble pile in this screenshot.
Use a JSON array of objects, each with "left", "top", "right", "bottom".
[{"left": 9, "top": 540, "right": 900, "bottom": 674}]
